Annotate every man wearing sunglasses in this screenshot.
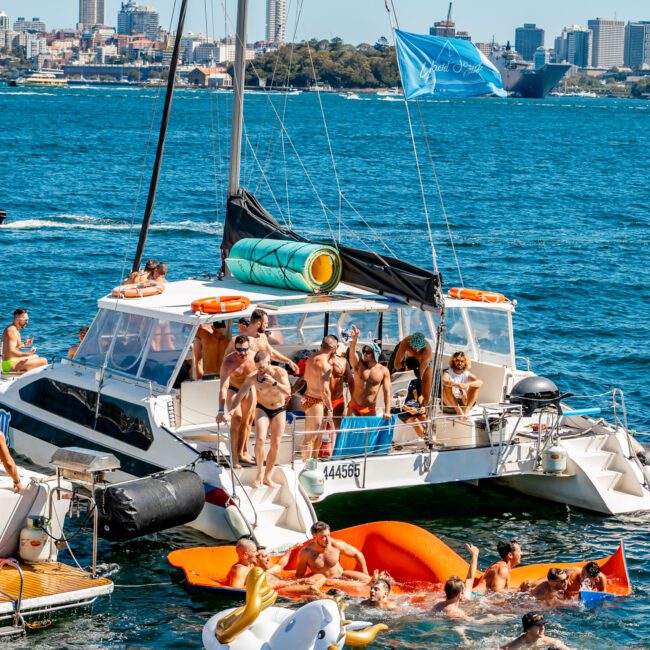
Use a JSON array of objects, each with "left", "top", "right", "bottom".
[
  {"left": 525, "top": 568, "right": 571, "bottom": 604},
  {"left": 217, "top": 334, "right": 257, "bottom": 468},
  {"left": 347, "top": 325, "right": 391, "bottom": 419}
]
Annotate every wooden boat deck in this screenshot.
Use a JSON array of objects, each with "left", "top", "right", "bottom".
[{"left": 0, "top": 561, "right": 113, "bottom": 617}]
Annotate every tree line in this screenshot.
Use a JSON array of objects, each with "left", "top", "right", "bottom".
[{"left": 242, "top": 37, "right": 401, "bottom": 89}]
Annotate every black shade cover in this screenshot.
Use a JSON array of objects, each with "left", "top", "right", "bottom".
[{"left": 222, "top": 190, "right": 442, "bottom": 308}]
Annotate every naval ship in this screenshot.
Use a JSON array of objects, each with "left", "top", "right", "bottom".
[{"left": 489, "top": 43, "right": 570, "bottom": 98}]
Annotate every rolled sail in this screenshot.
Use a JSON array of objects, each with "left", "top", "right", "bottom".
[{"left": 227, "top": 238, "right": 342, "bottom": 293}]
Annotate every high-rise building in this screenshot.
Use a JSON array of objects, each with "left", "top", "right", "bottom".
[
  {"left": 533, "top": 47, "right": 549, "bottom": 69},
  {"left": 0, "top": 12, "right": 9, "bottom": 31},
  {"left": 265, "top": 0, "right": 285, "bottom": 45},
  {"left": 13, "top": 17, "right": 46, "bottom": 32},
  {"left": 117, "top": 1, "right": 160, "bottom": 41},
  {"left": 79, "top": 0, "right": 105, "bottom": 29},
  {"left": 428, "top": 5, "right": 471, "bottom": 41},
  {"left": 625, "top": 21, "right": 650, "bottom": 68},
  {"left": 587, "top": 18, "right": 624, "bottom": 68},
  {"left": 515, "top": 23, "right": 544, "bottom": 61},
  {"left": 565, "top": 26, "right": 592, "bottom": 68}
]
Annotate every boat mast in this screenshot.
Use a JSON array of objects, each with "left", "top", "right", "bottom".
[
  {"left": 227, "top": 0, "right": 249, "bottom": 198},
  {"left": 131, "top": 0, "right": 189, "bottom": 274}
]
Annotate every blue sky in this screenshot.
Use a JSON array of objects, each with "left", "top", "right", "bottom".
[{"left": 0, "top": 1, "right": 645, "bottom": 45}]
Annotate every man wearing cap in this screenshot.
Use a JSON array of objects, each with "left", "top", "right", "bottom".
[
  {"left": 500, "top": 612, "right": 569, "bottom": 649},
  {"left": 347, "top": 325, "right": 391, "bottom": 419},
  {"left": 393, "top": 332, "right": 433, "bottom": 406}
]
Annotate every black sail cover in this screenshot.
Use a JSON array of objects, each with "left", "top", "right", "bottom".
[{"left": 222, "top": 190, "right": 442, "bottom": 309}]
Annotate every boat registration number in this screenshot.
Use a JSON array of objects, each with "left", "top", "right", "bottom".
[{"left": 323, "top": 462, "right": 360, "bottom": 480}]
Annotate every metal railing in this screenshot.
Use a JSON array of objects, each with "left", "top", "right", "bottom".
[{"left": 0, "top": 558, "right": 25, "bottom": 635}]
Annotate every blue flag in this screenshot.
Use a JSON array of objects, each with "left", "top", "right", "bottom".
[{"left": 395, "top": 30, "right": 507, "bottom": 99}]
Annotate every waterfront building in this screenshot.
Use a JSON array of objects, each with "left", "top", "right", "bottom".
[
  {"left": 625, "top": 21, "right": 650, "bottom": 68},
  {"left": 588, "top": 18, "right": 624, "bottom": 69},
  {"left": 265, "top": 0, "right": 285, "bottom": 45},
  {"left": 13, "top": 16, "right": 46, "bottom": 33},
  {"left": 515, "top": 23, "right": 544, "bottom": 61},
  {"left": 565, "top": 26, "right": 592, "bottom": 68},
  {"left": 25, "top": 33, "right": 47, "bottom": 59},
  {"left": 533, "top": 47, "right": 549, "bottom": 69},
  {"left": 79, "top": 0, "right": 105, "bottom": 30},
  {"left": 117, "top": 1, "right": 159, "bottom": 41}
]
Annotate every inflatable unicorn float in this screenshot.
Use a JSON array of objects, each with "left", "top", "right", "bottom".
[{"left": 202, "top": 567, "right": 387, "bottom": 649}]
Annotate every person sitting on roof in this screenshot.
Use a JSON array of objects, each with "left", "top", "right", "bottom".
[
  {"left": 127, "top": 258, "right": 158, "bottom": 284},
  {"left": 68, "top": 326, "right": 88, "bottom": 358},
  {"left": 2, "top": 308, "right": 47, "bottom": 374},
  {"left": 226, "top": 537, "right": 258, "bottom": 589},
  {"left": 442, "top": 351, "right": 482, "bottom": 419},
  {"left": 500, "top": 612, "right": 569, "bottom": 649}
]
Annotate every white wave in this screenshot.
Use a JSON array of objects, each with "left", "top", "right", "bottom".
[
  {"left": 379, "top": 96, "right": 402, "bottom": 102},
  {"left": 3, "top": 217, "right": 221, "bottom": 234}
]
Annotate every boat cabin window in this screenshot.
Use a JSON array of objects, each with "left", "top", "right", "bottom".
[
  {"left": 445, "top": 307, "right": 470, "bottom": 350},
  {"left": 338, "top": 312, "right": 379, "bottom": 342},
  {"left": 465, "top": 307, "right": 512, "bottom": 366},
  {"left": 74, "top": 309, "right": 192, "bottom": 387}
]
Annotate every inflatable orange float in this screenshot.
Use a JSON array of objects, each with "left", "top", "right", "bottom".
[{"left": 167, "top": 521, "right": 630, "bottom": 603}]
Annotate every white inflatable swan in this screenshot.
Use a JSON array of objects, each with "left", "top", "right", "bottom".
[{"left": 202, "top": 567, "right": 388, "bottom": 649}]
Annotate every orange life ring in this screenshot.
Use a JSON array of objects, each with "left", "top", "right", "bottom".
[
  {"left": 191, "top": 295, "right": 251, "bottom": 314},
  {"left": 111, "top": 281, "right": 165, "bottom": 299},
  {"left": 448, "top": 287, "right": 506, "bottom": 303}
]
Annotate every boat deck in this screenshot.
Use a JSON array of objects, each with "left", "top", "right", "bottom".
[{"left": 0, "top": 561, "right": 113, "bottom": 619}]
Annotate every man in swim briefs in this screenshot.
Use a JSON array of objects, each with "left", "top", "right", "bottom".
[
  {"left": 475, "top": 539, "right": 522, "bottom": 593},
  {"left": 347, "top": 326, "right": 391, "bottom": 419},
  {"left": 194, "top": 321, "right": 229, "bottom": 380},
  {"left": 500, "top": 612, "right": 569, "bottom": 649},
  {"left": 563, "top": 562, "right": 607, "bottom": 597},
  {"left": 226, "top": 309, "right": 298, "bottom": 373},
  {"left": 329, "top": 337, "right": 353, "bottom": 447},
  {"left": 301, "top": 336, "right": 337, "bottom": 459},
  {"left": 256, "top": 546, "right": 326, "bottom": 598},
  {"left": 442, "top": 351, "right": 482, "bottom": 418},
  {"left": 295, "top": 521, "right": 371, "bottom": 584},
  {"left": 226, "top": 537, "right": 258, "bottom": 589},
  {"left": 217, "top": 335, "right": 257, "bottom": 468},
  {"left": 2, "top": 308, "right": 47, "bottom": 374},
  {"left": 226, "top": 350, "right": 292, "bottom": 488}
]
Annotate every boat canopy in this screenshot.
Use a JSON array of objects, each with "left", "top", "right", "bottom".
[{"left": 222, "top": 190, "right": 443, "bottom": 310}]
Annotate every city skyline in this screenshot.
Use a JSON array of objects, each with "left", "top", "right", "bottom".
[{"left": 0, "top": 0, "right": 647, "bottom": 46}]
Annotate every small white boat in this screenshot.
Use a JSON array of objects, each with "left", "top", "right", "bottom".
[
  {"left": 0, "top": 448, "right": 113, "bottom": 638},
  {"left": 202, "top": 567, "right": 387, "bottom": 650},
  {"left": 342, "top": 91, "right": 362, "bottom": 100}
]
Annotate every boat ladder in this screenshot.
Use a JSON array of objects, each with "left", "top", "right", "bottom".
[{"left": 0, "top": 558, "right": 26, "bottom": 639}]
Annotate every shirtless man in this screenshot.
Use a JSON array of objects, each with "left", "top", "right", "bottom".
[
  {"left": 226, "top": 309, "right": 298, "bottom": 373},
  {"left": 476, "top": 539, "right": 521, "bottom": 593},
  {"left": 393, "top": 332, "right": 433, "bottom": 405},
  {"left": 301, "top": 336, "right": 337, "bottom": 459},
  {"left": 331, "top": 340, "right": 353, "bottom": 428},
  {"left": 524, "top": 568, "right": 570, "bottom": 604},
  {"left": 431, "top": 544, "right": 480, "bottom": 620},
  {"left": 127, "top": 258, "right": 158, "bottom": 284},
  {"left": 217, "top": 335, "right": 256, "bottom": 468},
  {"left": 501, "top": 612, "right": 569, "bottom": 650},
  {"left": 194, "top": 321, "right": 229, "bottom": 380},
  {"left": 226, "top": 351, "right": 292, "bottom": 488},
  {"left": 442, "top": 351, "right": 482, "bottom": 418},
  {"left": 295, "top": 521, "right": 370, "bottom": 584},
  {"left": 68, "top": 326, "right": 88, "bottom": 358},
  {"left": 256, "top": 546, "right": 326, "bottom": 598},
  {"left": 226, "top": 537, "right": 258, "bottom": 589},
  {"left": 2, "top": 309, "right": 47, "bottom": 373},
  {"left": 347, "top": 326, "right": 391, "bottom": 418},
  {"left": 361, "top": 577, "right": 400, "bottom": 611},
  {"left": 564, "top": 562, "right": 607, "bottom": 597}
]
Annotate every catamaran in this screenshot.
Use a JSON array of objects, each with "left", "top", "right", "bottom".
[{"left": 1, "top": 1, "right": 649, "bottom": 551}]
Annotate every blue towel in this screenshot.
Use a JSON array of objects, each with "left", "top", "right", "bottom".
[{"left": 332, "top": 416, "right": 396, "bottom": 457}]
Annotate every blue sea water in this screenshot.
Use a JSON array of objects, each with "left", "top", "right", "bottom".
[{"left": 0, "top": 86, "right": 649, "bottom": 648}]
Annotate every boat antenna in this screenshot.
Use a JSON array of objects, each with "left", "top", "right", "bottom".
[
  {"left": 131, "top": 0, "right": 189, "bottom": 274},
  {"left": 227, "top": 0, "right": 249, "bottom": 199}
]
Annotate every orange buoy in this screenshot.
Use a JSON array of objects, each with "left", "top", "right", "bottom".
[
  {"left": 191, "top": 296, "right": 251, "bottom": 314},
  {"left": 111, "top": 281, "right": 165, "bottom": 299},
  {"left": 448, "top": 287, "right": 506, "bottom": 303}
]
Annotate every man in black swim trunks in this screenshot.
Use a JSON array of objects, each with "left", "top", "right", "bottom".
[{"left": 226, "top": 350, "right": 291, "bottom": 488}]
